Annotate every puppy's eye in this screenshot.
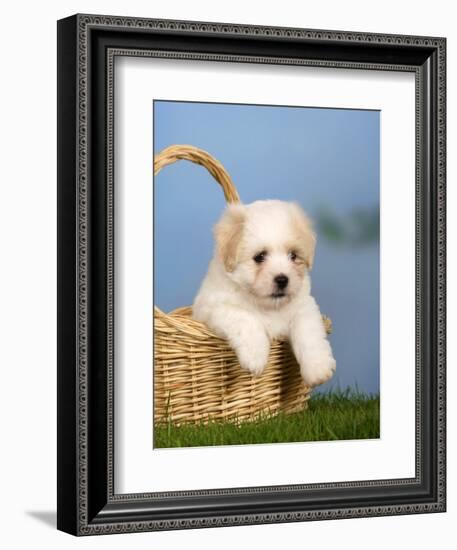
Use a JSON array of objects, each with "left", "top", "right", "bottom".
[
  {"left": 289, "top": 251, "right": 297, "bottom": 262},
  {"left": 253, "top": 251, "right": 267, "bottom": 263}
]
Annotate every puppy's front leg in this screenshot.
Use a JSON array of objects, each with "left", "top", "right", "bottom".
[
  {"left": 203, "top": 307, "right": 270, "bottom": 377},
  {"left": 289, "top": 297, "right": 336, "bottom": 387}
]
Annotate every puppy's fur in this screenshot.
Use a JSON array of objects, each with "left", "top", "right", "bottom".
[{"left": 193, "top": 200, "right": 336, "bottom": 387}]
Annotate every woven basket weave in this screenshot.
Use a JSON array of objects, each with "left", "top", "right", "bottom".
[{"left": 153, "top": 144, "right": 331, "bottom": 425}]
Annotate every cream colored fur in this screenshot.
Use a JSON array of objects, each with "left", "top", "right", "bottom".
[{"left": 193, "top": 200, "right": 336, "bottom": 387}]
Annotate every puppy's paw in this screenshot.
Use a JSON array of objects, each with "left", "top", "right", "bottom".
[
  {"left": 233, "top": 332, "right": 270, "bottom": 377},
  {"left": 299, "top": 354, "right": 336, "bottom": 387}
]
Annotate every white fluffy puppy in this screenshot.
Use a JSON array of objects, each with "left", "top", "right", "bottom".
[{"left": 192, "top": 200, "right": 336, "bottom": 387}]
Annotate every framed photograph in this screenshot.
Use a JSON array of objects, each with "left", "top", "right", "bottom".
[{"left": 57, "top": 14, "right": 446, "bottom": 535}]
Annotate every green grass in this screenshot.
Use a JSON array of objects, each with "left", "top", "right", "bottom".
[{"left": 154, "top": 389, "right": 380, "bottom": 448}]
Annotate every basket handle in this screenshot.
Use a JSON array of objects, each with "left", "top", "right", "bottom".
[{"left": 153, "top": 144, "right": 241, "bottom": 204}]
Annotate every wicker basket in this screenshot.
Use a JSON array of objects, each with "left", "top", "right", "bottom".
[{"left": 153, "top": 145, "right": 331, "bottom": 425}]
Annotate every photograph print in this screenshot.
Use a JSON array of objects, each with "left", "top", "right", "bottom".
[{"left": 153, "top": 99, "right": 380, "bottom": 449}]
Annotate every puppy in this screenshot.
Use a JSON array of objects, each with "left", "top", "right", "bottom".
[{"left": 192, "top": 200, "right": 336, "bottom": 387}]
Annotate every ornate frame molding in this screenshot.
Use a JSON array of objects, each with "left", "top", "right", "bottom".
[{"left": 57, "top": 14, "right": 446, "bottom": 536}]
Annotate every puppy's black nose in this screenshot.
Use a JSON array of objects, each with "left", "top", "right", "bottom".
[{"left": 274, "top": 274, "right": 289, "bottom": 289}]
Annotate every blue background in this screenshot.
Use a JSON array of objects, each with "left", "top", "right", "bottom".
[{"left": 154, "top": 101, "right": 380, "bottom": 395}]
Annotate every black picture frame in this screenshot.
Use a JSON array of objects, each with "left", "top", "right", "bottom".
[{"left": 57, "top": 13, "right": 446, "bottom": 536}]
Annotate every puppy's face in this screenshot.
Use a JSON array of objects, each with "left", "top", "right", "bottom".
[{"left": 214, "top": 200, "right": 316, "bottom": 308}]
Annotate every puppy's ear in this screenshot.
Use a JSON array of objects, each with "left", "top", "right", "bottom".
[
  {"left": 214, "top": 204, "right": 246, "bottom": 272},
  {"left": 290, "top": 203, "right": 316, "bottom": 270}
]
